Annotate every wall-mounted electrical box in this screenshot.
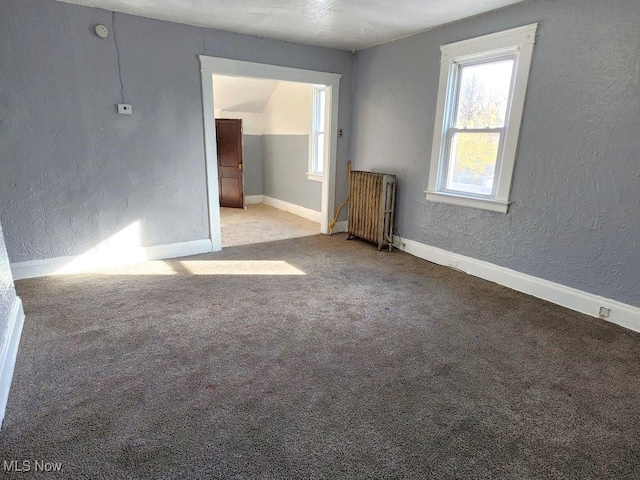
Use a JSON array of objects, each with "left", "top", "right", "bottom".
[{"left": 117, "top": 104, "right": 132, "bottom": 115}]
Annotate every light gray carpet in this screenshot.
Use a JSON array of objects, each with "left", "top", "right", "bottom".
[{"left": 2, "top": 234, "right": 640, "bottom": 479}]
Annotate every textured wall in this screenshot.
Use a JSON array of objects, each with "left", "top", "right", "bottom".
[
  {"left": 350, "top": 0, "right": 640, "bottom": 306},
  {"left": 263, "top": 135, "right": 321, "bottom": 211},
  {"left": 0, "top": 221, "right": 17, "bottom": 352},
  {"left": 242, "top": 135, "right": 264, "bottom": 196},
  {"left": 0, "top": 0, "right": 352, "bottom": 263}
]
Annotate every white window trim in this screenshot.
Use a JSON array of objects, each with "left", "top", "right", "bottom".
[
  {"left": 308, "top": 85, "right": 326, "bottom": 181},
  {"left": 425, "top": 23, "right": 538, "bottom": 214},
  {"left": 307, "top": 173, "right": 323, "bottom": 182}
]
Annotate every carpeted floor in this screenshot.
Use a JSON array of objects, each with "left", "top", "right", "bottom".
[{"left": 2, "top": 234, "right": 640, "bottom": 479}]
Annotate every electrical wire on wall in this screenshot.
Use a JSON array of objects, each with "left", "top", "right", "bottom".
[
  {"left": 111, "top": 12, "right": 125, "bottom": 104},
  {"left": 329, "top": 161, "right": 352, "bottom": 235}
]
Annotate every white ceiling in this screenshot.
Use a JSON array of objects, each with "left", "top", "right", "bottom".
[
  {"left": 56, "top": 0, "right": 526, "bottom": 51},
  {"left": 213, "top": 76, "right": 280, "bottom": 113}
]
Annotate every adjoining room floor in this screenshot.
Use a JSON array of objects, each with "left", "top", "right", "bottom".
[
  {"left": 220, "top": 203, "right": 319, "bottom": 247},
  {"left": 3, "top": 235, "right": 640, "bottom": 479}
]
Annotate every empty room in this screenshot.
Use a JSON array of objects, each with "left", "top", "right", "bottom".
[{"left": 0, "top": 0, "right": 639, "bottom": 478}]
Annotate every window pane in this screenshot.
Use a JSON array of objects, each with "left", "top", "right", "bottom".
[
  {"left": 318, "top": 90, "right": 326, "bottom": 132},
  {"left": 454, "top": 59, "right": 514, "bottom": 129},
  {"left": 446, "top": 132, "right": 500, "bottom": 195}
]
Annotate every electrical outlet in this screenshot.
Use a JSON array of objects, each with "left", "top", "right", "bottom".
[
  {"left": 599, "top": 307, "right": 611, "bottom": 318},
  {"left": 117, "top": 104, "right": 132, "bottom": 115}
]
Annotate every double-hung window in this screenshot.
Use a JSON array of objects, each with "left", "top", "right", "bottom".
[
  {"left": 426, "top": 24, "right": 537, "bottom": 213},
  {"left": 308, "top": 85, "right": 326, "bottom": 180}
]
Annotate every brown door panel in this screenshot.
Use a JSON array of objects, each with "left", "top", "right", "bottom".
[
  {"left": 220, "top": 177, "right": 243, "bottom": 208},
  {"left": 216, "top": 118, "right": 244, "bottom": 208}
]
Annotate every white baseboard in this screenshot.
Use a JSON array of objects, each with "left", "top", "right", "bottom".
[
  {"left": 331, "top": 221, "right": 348, "bottom": 233},
  {"left": 10, "top": 239, "right": 213, "bottom": 280},
  {"left": 262, "top": 196, "right": 322, "bottom": 223},
  {"left": 0, "top": 297, "right": 25, "bottom": 429},
  {"left": 395, "top": 235, "right": 640, "bottom": 334},
  {"left": 244, "top": 195, "right": 264, "bottom": 205}
]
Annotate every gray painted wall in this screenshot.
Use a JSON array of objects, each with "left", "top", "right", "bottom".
[
  {"left": 263, "top": 135, "right": 321, "bottom": 211},
  {"left": 0, "top": 221, "right": 17, "bottom": 352},
  {"left": 350, "top": 0, "right": 640, "bottom": 307},
  {"left": 243, "top": 135, "right": 264, "bottom": 196},
  {"left": 0, "top": 0, "right": 352, "bottom": 263}
]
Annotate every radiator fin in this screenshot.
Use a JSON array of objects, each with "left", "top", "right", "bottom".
[{"left": 347, "top": 171, "right": 397, "bottom": 250}]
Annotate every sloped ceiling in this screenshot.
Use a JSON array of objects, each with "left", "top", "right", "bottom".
[
  {"left": 213, "top": 76, "right": 280, "bottom": 113},
  {"left": 54, "top": 0, "right": 527, "bottom": 51}
]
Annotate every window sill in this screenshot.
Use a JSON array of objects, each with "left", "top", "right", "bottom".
[
  {"left": 307, "top": 173, "right": 323, "bottom": 182},
  {"left": 424, "top": 190, "right": 510, "bottom": 213}
]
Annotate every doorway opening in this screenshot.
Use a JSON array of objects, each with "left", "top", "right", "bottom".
[
  {"left": 213, "top": 75, "right": 327, "bottom": 247},
  {"left": 199, "top": 56, "right": 341, "bottom": 251}
]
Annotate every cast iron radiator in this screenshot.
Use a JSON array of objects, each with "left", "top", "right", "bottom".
[{"left": 347, "top": 170, "right": 397, "bottom": 251}]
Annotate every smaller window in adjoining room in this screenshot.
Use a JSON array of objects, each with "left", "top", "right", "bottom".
[
  {"left": 309, "top": 85, "right": 326, "bottom": 180},
  {"left": 426, "top": 24, "right": 538, "bottom": 213}
]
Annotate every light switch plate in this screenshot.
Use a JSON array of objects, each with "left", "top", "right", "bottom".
[{"left": 117, "top": 104, "right": 132, "bottom": 115}]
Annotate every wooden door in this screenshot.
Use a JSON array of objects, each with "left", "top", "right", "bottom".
[{"left": 216, "top": 119, "right": 244, "bottom": 208}]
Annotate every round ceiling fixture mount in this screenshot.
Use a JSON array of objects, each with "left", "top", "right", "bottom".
[{"left": 95, "top": 24, "right": 109, "bottom": 39}]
